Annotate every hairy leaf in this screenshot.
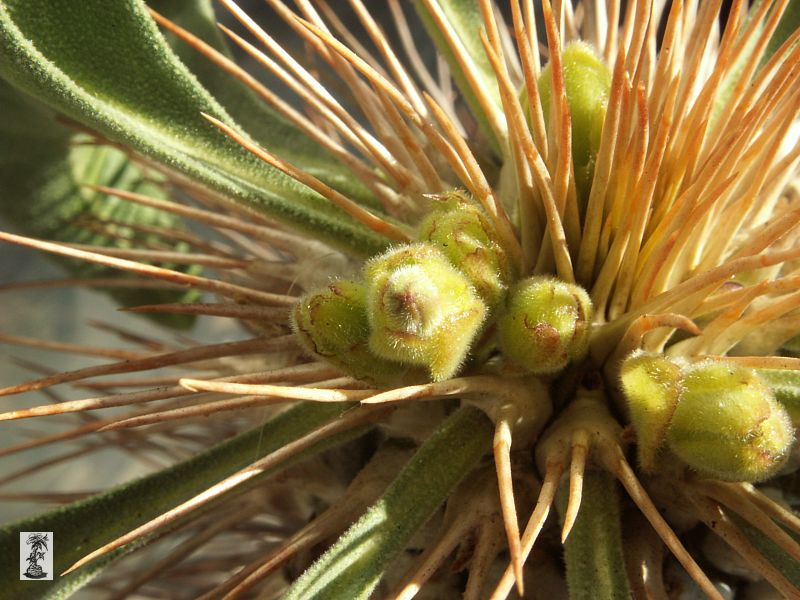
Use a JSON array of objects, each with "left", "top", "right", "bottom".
[
  {"left": 0, "top": 403, "right": 357, "bottom": 600},
  {"left": 283, "top": 405, "right": 493, "bottom": 600},
  {"left": 412, "top": 0, "right": 503, "bottom": 153},
  {"left": 149, "top": 0, "right": 378, "bottom": 209},
  {"left": 0, "top": 0, "right": 389, "bottom": 256},
  {"left": 0, "top": 79, "right": 202, "bottom": 328},
  {"left": 713, "top": 1, "right": 800, "bottom": 121},
  {"left": 561, "top": 471, "right": 632, "bottom": 600}
]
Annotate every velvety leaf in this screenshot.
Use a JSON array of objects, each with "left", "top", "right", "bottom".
[
  {"left": 412, "top": 0, "right": 502, "bottom": 153},
  {"left": 0, "top": 0, "right": 389, "bottom": 256},
  {"left": 0, "top": 79, "right": 201, "bottom": 328},
  {"left": 763, "top": 0, "right": 800, "bottom": 66},
  {"left": 0, "top": 402, "right": 357, "bottom": 600},
  {"left": 283, "top": 405, "right": 493, "bottom": 600},
  {"left": 561, "top": 471, "right": 632, "bottom": 600},
  {"left": 732, "top": 513, "right": 800, "bottom": 589},
  {"left": 149, "top": 0, "right": 379, "bottom": 209},
  {"left": 713, "top": 1, "right": 800, "bottom": 121}
]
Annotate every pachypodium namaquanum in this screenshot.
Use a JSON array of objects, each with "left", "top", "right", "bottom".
[{"left": 1, "top": 1, "right": 800, "bottom": 599}]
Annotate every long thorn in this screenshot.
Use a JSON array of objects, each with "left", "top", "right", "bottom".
[
  {"left": 179, "top": 378, "right": 373, "bottom": 402},
  {"left": 607, "top": 446, "right": 724, "bottom": 600},
  {"left": 0, "top": 231, "right": 295, "bottom": 306},
  {"left": 489, "top": 457, "right": 564, "bottom": 600},
  {"left": 0, "top": 336, "right": 294, "bottom": 404},
  {"left": 61, "top": 404, "right": 390, "bottom": 575},
  {"left": 562, "top": 429, "right": 589, "bottom": 542},
  {"left": 494, "top": 416, "right": 524, "bottom": 594}
]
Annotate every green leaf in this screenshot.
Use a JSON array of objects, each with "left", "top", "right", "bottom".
[
  {"left": 712, "top": 2, "right": 800, "bottom": 122},
  {"left": 0, "top": 402, "right": 359, "bottom": 600},
  {"left": 762, "top": 1, "right": 800, "bottom": 67},
  {"left": 732, "top": 513, "right": 800, "bottom": 589},
  {"left": 561, "top": 471, "right": 632, "bottom": 600},
  {"left": 283, "top": 405, "right": 493, "bottom": 600},
  {"left": 412, "top": 0, "right": 503, "bottom": 153},
  {"left": 0, "top": 78, "right": 201, "bottom": 328},
  {"left": 0, "top": 0, "right": 389, "bottom": 256},
  {"left": 149, "top": 0, "right": 379, "bottom": 210},
  {"left": 758, "top": 368, "right": 800, "bottom": 426}
]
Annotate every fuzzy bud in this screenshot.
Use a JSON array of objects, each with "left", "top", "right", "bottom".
[
  {"left": 667, "top": 362, "right": 794, "bottom": 482},
  {"left": 417, "top": 193, "right": 512, "bottom": 308},
  {"left": 620, "top": 352, "right": 683, "bottom": 472},
  {"left": 498, "top": 276, "right": 592, "bottom": 374},
  {"left": 292, "top": 280, "right": 402, "bottom": 384},
  {"left": 364, "top": 244, "right": 487, "bottom": 381},
  {"left": 536, "top": 41, "right": 611, "bottom": 207}
]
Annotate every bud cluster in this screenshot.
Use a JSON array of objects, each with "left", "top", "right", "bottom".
[
  {"left": 621, "top": 353, "right": 795, "bottom": 482},
  {"left": 293, "top": 194, "right": 594, "bottom": 383}
]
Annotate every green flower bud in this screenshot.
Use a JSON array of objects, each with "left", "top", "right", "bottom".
[
  {"left": 536, "top": 41, "right": 611, "bottom": 207},
  {"left": 417, "top": 194, "right": 512, "bottom": 308},
  {"left": 498, "top": 276, "right": 592, "bottom": 374},
  {"left": 666, "top": 362, "right": 794, "bottom": 482},
  {"left": 619, "top": 352, "right": 684, "bottom": 472},
  {"left": 291, "top": 280, "right": 403, "bottom": 384},
  {"left": 364, "top": 243, "right": 487, "bottom": 381}
]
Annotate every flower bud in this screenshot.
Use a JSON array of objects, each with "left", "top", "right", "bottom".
[
  {"left": 292, "top": 280, "right": 402, "bottom": 384},
  {"left": 666, "top": 361, "right": 794, "bottom": 482},
  {"left": 417, "top": 193, "right": 512, "bottom": 308},
  {"left": 364, "top": 244, "right": 487, "bottom": 381},
  {"left": 498, "top": 276, "right": 592, "bottom": 374},
  {"left": 619, "top": 352, "right": 683, "bottom": 472},
  {"left": 536, "top": 41, "right": 611, "bottom": 207}
]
